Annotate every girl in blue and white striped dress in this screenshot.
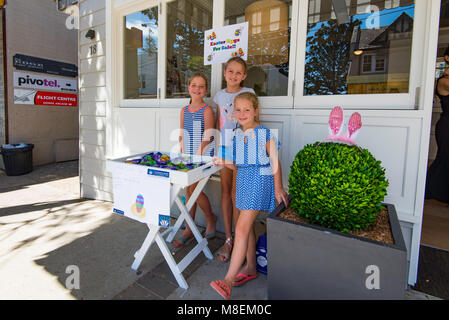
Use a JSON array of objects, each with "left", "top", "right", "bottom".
[{"left": 173, "top": 73, "right": 217, "bottom": 248}]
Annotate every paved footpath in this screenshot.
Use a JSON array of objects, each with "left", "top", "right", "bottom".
[
  {"left": 0, "top": 161, "right": 441, "bottom": 300},
  {"left": 0, "top": 161, "right": 166, "bottom": 299},
  {"left": 0, "top": 160, "right": 260, "bottom": 300}
]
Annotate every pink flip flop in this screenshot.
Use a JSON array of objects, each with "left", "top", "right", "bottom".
[
  {"left": 210, "top": 280, "right": 231, "bottom": 300},
  {"left": 234, "top": 273, "right": 258, "bottom": 287}
]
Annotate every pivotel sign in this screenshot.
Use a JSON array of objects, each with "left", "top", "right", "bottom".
[{"left": 13, "top": 72, "right": 77, "bottom": 93}]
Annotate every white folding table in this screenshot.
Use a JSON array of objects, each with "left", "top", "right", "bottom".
[{"left": 107, "top": 152, "right": 221, "bottom": 289}]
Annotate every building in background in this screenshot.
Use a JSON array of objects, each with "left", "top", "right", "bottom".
[
  {"left": 0, "top": 0, "right": 78, "bottom": 168},
  {"left": 75, "top": 0, "right": 446, "bottom": 288}
]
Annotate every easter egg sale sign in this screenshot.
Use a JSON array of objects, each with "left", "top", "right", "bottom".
[{"left": 204, "top": 22, "right": 248, "bottom": 65}]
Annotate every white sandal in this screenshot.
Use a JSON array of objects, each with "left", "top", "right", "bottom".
[{"left": 216, "top": 237, "right": 233, "bottom": 263}]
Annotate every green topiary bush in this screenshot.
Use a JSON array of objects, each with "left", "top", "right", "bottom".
[{"left": 288, "top": 142, "right": 389, "bottom": 233}]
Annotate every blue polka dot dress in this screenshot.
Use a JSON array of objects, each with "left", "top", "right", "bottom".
[{"left": 233, "top": 125, "right": 279, "bottom": 213}]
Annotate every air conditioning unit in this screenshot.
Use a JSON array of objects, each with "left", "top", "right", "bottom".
[{"left": 57, "top": 0, "right": 78, "bottom": 11}]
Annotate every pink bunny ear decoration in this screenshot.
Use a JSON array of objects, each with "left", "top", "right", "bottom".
[
  {"left": 327, "top": 106, "right": 344, "bottom": 139},
  {"left": 346, "top": 112, "right": 362, "bottom": 144},
  {"left": 326, "top": 107, "right": 362, "bottom": 145}
]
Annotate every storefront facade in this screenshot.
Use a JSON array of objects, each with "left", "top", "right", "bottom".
[
  {"left": 78, "top": 0, "right": 441, "bottom": 286},
  {"left": 1, "top": 0, "right": 79, "bottom": 167}
]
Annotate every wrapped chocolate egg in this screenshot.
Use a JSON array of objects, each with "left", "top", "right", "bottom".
[{"left": 160, "top": 154, "right": 171, "bottom": 163}]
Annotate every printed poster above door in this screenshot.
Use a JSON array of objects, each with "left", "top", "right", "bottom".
[
  {"left": 14, "top": 72, "right": 78, "bottom": 93},
  {"left": 13, "top": 54, "right": 78, "bottom": 77}
]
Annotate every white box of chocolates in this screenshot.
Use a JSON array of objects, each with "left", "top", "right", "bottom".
[
  {"left": 106, "top": 151, "right": 220, "bottom": 226},
  {"left": 107, "top": 151, "right": 219, "bottom": 187}
]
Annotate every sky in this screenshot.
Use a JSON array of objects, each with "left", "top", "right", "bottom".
[
  {"left": 125, "top": 10, "right": 158, "bottom": 52},
  {"left": 308, "top": 4, "right": 415, "bottom": 35}
]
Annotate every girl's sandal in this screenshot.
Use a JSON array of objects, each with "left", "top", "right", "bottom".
[
  {"left": 203, "top": 231, "right": 216, "bottom": 240},
  {"left": 172, "top": 234, "right": 193, "bottom": 248},
  {"left": 203, "top": 213, "right": 217, "bottom": 240},
  {"left": 210, "top": 280, "right": 231, "bottom": 300},
  {"left": 216, "top": 237, "right": 233, "bottom": 262}
]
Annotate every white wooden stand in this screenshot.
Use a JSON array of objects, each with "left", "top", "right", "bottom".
[
  {"left": 131, "top": 177, "right": 214, "bottom": 289},
  {"left": 107, "top": 152, "right": 221, "bottom": 290}
]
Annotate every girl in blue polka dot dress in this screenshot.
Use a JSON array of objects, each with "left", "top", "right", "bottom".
[{"left": 210, "top": 91, "right": 288, "bottom": 300}]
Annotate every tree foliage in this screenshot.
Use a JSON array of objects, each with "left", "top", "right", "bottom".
[{"left": 304, "top": 19, "right": 361, "bottom": 95}]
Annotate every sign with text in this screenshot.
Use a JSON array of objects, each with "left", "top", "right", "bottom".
[
  {"left": 14, "top": 89, "right": 78, "bottom": 107},
  {"left": 14, "top": 72, "right": 77, "bottom": 93},
  {"left": 204, "top": 22, "right": 248, "bottom": 65},
  {"left": 13, "top": 54, "right": 78, "bottom": 77}
]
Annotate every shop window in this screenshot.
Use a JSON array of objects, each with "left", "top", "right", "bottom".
[
  {"left": 224, "top": 0, "right": 292, "bottom": 97},
  {"left": 304, "top": 0, "right": 415, "bottom": 95},
  {"left": 166, "top": 0, "right": 213, "bottom": 99},
  {"left": 118, "top": 0, "right": 420, "bottom": 107},
  {"left": 124, "top": 6, "right": 159, "bottom": 99}
]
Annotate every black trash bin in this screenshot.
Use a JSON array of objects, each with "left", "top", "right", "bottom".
[{"left": 1, "top": 143, "right": 34, "bottom": 176}]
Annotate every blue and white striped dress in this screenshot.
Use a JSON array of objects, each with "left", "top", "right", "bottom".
[{"left": 182, "top": 104, "right": 214, "bottom": 156}]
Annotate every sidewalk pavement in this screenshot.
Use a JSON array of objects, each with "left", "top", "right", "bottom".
[{"left": 0, "top": 160, "right": 442, "bottom": 300}]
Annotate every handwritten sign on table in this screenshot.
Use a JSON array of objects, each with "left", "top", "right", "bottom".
[{"left": 204, "top": 22, "right": 248, "bottom": 65}]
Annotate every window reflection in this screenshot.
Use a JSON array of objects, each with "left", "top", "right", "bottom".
[
  {"left": 305, "top": 0, "right": 415, "bottom": 96},
  {"left": 166, "top": 0, "right": 213, "bottom": 98},
  {"left": 124, "top": 7, "right": 159, "bottom": 99},
  {"left": 225, "top": 0, "right": 291, "bottom": 97}
]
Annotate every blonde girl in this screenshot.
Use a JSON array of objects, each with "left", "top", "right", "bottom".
[
  {"left": 213, "top": 57, "right": 255, "bottom": 262},
  {"left": 210, "top": 92, "right": 288, "bottom": 299}
]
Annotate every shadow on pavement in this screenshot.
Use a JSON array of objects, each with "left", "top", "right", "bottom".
[
  {"left": 0, "top": 160, "right": 79, "bottom": 193},
  {"left": 0, "top": 199, "right": 84, "bottom": 218},
  {"left": 34, "top": 213, "right": 168, "bottom": 300}
]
